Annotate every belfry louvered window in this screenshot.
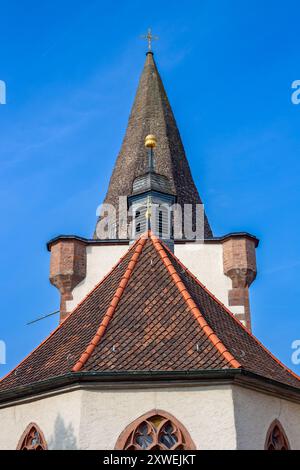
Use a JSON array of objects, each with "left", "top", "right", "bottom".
[
  {"left": 115, "top": 410, "right": 195, "bottom": 450},
  {"left": 154, "top": 205, "right": 170, "bottom": 239},
  {"left": 134, "top": 206, "right": 147, "bottom": 237},
  {"left": 135, "top": 210, "right": 141, "bottom": 233},
  {"left": 158, "top": 211, "right": 163, "bottom": 238}
]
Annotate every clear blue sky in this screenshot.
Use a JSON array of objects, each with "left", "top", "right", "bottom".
[{"left": 0, "top": 0, "right": 300, "bottom": 377}]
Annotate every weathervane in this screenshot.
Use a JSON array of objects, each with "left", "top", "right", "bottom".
[{"left": 140, "top": 28, "right": 159, "bottom": 51}]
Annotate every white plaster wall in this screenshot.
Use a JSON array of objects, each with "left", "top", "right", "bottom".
[
  {"left": 79, "top": 385, "right": 237, "bottom": 450},
  {"left": 3, "top": 384, "right": 300, "bottom": 450},
  {"left": 67, "top": 244, "right": 128, "bottom": 311},
  {"left": 175, "top": 243, "right": 233, "bottom": 307},
  {"left": 232, "top": 385, "right": 300, "bottom": 450},
  {"left": 0, "top": 385, "right": 237, "bottom": 450},
  {"left": 67, "top": 241, "right": 245, "bottom": 318},
  {"left": 0, "top": 390, "right": 82, "bottom": 450}
]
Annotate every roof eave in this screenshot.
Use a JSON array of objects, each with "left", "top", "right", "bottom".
[
  {"left": 46, "top": 235, "right": 130, "bottom": 251},
  {"left": 1, "top": 368, "right": 300, "bottom": 407},
  {"left": 0, "top": 369, "right": 241, "bottom": 405},
  {"left": 175, "top": 232, "right": 260, "bottom": 247},
  {"left": 46, "top": 231, "right": 259, "bottom": 251}
]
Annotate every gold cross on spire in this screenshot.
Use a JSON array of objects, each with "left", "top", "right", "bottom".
[{"left": 140, "top": 28, "right": 159, "bottom": 51}]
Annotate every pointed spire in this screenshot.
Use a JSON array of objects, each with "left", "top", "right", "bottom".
[{"left": 97, "top": 52, "right": 213, "bottom": 238}]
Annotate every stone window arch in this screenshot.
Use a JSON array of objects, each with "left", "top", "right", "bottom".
[
  {"left": 265, "top": 420, "right": 290, "bottom": 450},
  {"left": 17, "top": 422, "right": 47, "bottom": 450},
  {"left": 115, "top": 409, "right": 196, "bottom": 450}
]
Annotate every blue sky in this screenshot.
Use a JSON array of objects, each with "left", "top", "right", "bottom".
[{"left": 0, "top": 0, "right": 300, "bottom": 377}]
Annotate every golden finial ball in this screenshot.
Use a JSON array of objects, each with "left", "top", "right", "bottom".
[{"left": 145, "top": 134, "right": 157, "bottom": 148}]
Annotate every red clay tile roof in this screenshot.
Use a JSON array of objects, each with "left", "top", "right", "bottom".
[{"left": 1, "top": 233, "right": 300, "bottom": 392}]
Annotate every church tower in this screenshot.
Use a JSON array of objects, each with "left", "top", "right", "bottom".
[
  {"left": 48, "top": 49, "right": 258, "bottom": 329},
  {"left": 1, "top": 43, "right": 300, "bottom": 451}
]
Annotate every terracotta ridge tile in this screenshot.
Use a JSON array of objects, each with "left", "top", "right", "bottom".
[
  {"left": 72, "top": 236, "right": 147, "bottom": 372},
  {"left": 149, "top": 233, "right": 241, "bottom": 369},
  {"left": 161, "top": 239, "right": 300, "bottom": 382}
]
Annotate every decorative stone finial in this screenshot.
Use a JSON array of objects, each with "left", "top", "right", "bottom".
[{"left": 145, "top": 134, "right": 157, "bottom": 148}]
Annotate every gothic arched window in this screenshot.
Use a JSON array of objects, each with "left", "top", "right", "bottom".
[
  {"left": 17, "top": 423, "right": 47, "bottom": 450},
  {"left": 115, "top": 410, "right": 196, "bottom": 450},
  {"left": 265, "top": 420, "right": 290, "bottom": 450}
]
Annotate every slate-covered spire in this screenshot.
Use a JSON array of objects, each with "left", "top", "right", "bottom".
[{"left": 96, "top": 51, "right": 212, "bottom": 238}]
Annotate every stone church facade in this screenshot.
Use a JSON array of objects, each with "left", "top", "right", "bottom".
[{"left": 0, "top": 51, "right": 300, "bottom": 450}]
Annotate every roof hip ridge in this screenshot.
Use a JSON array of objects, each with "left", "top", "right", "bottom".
[
  {"left": 149, "top": 233, "right": 241, "bottom": 369},
  {"left": 162, "top": 239, "right": 300, "bottom": 382},
  {"left": 72, "top": 235, "right": 147, "bottom": 372},
  {"left": 0, "top": 238, "right": 144, "bottom": 385}
]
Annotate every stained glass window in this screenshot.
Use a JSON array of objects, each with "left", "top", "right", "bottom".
[
  {"left": 265, "top": 421, "right": 290, "bottom": 450},
  {"left": 17, "top": 424, "right": 47, "bottom": 450},
  {"left": 116, "top": 411, "right": 195, "bottom": 450}
]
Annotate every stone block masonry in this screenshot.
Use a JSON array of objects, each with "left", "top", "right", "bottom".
[
  {"left": 49, "top": 239, "right": 86, "bottom": 322},
  {"left": 222, "top": 236, "right": 257, "bottom": 330}
]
